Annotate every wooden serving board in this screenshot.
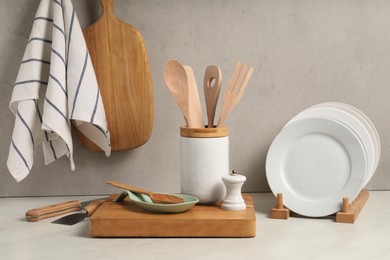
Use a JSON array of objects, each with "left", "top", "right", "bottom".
[
  {"left": 78, "top": 0, "right": 154, "bottom": 151},
  {"left": 89, "top": 194, "right": 256, "bottom": 237}
]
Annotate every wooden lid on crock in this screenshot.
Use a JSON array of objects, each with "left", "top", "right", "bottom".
[{"left": 180, "top": 126, "right": 228, "bottom": 138}]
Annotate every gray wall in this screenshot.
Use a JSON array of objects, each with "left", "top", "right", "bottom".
[{"left": 1, "top": 0, "right": 389, "bottom": 196}]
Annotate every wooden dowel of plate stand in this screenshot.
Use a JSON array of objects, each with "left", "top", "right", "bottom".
[
  {"left": 269, "top": 193, "right": 290, "bottom": 219},
  {"left": 276, "top": 193, "right": 283, "bottom": 209},
  {"left": 342, "top": 197, "right": 350, "bottom": 213},
  {"left": 336, "top": 189, "right": 369, "bottom": 224}
]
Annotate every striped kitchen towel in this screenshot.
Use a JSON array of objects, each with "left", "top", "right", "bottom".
[{"left": 7, "top": 0, "right": 111, "bottom": 182}]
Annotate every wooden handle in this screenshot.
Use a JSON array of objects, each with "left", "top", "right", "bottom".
[
  {"left": 106, "top": 180, "right": 152, "bottom": 196},
  {"left": 85, "top": 200, "right": 106, "bottom": 217},
  {"left": 25, "top": 200, "right": 81, "bottom": 222},
  {"left": 100, "top": 0, "right": 115, "bottom": 15}
]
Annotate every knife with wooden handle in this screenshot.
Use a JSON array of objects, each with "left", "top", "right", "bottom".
[
  {"left": 51, "top": 199, "right": 106, "bottom": 225},
  {"left": 25, "top": 198, "right": 107, "bottom": 222},
  {"left": 25, "top": 200, "right": 82, "bottom": 222}
]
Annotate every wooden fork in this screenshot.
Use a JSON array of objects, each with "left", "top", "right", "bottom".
[{"left": 217, "top": 62, "right": 254, "bottom": 127}]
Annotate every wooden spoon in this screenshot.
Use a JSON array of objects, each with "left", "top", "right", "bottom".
[
  {"left": 203, "top": 65, "right": 222, "bottom": 128},
  {"left": 106, "top": 180, "right": 184, "bottom": 204},
  {"left": 163, "top": 59, "right": 192, "bottom": 127}
]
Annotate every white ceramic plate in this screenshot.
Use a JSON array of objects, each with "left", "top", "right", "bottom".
[
  {"left": 286, "top": 105, "right": 375, "bottom": 187},
  {"left": 323, "top": 102, "right": 381, "bottom": 179},
  {"left": 266, "top": 117, "right": 367, "bottom": 217},
  {"left": 300, "top": 102, "right": 380, "bottom": 183}
]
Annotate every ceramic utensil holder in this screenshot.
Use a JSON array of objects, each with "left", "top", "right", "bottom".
[{"left": 180, "top": 126, "right": 229, "bottom": 204}]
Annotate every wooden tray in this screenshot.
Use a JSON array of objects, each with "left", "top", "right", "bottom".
[{"left": 90, "top": 194, "right": 256, "bottom": 237}]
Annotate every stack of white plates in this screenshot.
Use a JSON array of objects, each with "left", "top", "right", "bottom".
[{"left": 266, "top": 102, "right": 380, "bottom": 217}]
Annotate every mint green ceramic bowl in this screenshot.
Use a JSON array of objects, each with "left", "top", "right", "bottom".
[{"left": 114, "top": 190, "right": 199, "bottom": 213}]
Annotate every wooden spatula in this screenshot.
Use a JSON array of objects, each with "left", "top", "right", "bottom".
[
  {"left": 203, "top": 65, "right": 222, "bottom": 128},
  {"left": 183, "top": 65, "right": 204, "bottom": 128},
  {"left": 106, "top": 180, "right": 184, "bottom": 204},
  {"left": 78, "top": 0, "right": 154, "bottom": 151}
]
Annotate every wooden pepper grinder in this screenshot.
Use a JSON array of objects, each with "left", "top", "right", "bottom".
[{"left": 221, "top": 170, "right": 246, "bottom": 210}]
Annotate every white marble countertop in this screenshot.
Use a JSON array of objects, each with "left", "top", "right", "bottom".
[{"left": 1, "top": 191, "right": 389, "bottom": 260}]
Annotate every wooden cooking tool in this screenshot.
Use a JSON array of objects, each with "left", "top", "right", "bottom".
[
  {"left": 26, "top": 200, "right": 81, "bottom": 222},
  {"left": 163, "top": 59, "right": 192, "bottom": 127},
  {"left": 106, "top": 180, "right": 184, "bottom": 204},
  {"left": 78, "top": 0, "right": 154, "bottom": 151},
  {"left": 203, "top": 65, "right": 222, "bottom": 128},
  {"left": 163, "top": 60, "right": 204, "bottom": 128},
  {"left": 217, "top": 62, "right": 254, "bottom": 127},
  {"left": 183, "top": 65, "right": 204, "bottom": 128},
  {"left": 25, "top": 198, "right": 107, "bottom": 222},
  {"left": 52, "top": 199, "right": 106, "bottom": 225}
]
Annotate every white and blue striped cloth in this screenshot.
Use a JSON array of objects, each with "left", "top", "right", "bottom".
[{"left": 8, "top": 0, "right": 111, "bottom": 182}]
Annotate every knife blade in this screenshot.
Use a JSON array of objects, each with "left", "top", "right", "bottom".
[
  {"left": 51, "top": 199, "right": 106, "bottom": 225},
  {"left": 25, "top": 198, "right": 107, "bottom": 222}
]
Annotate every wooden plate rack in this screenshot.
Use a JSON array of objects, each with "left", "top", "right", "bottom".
[{"left": 269, "top": 189, "right": 369, "bottom": 223}]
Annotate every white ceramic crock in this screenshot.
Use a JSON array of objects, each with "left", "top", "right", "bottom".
[{"left": 180, "top": 126, "right": 229, "bottom": 204}]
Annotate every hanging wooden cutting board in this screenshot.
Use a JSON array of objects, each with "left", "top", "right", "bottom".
[{"left": 78, "top": 0, "right": 153, "bottom": 151}]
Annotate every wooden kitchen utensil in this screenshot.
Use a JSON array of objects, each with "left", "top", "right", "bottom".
[
  {"left": 217, "top": 62, "right": 254, "bottom": 127},
  {"left": 25, "top": 198, "right": 107, "bottom": 222},
  {"left": 78, "top": 0, "right": 154, "bottom": 151},
  {"left": 106, "top": 180, "right": 184, "bottom": 204},
  {"left": 164, "top": 60, "right": 204, "bottom": 128},
  {"left": 163, "top": 59, "right": 192, "bottom": 127},
  {"left": 52, "top": 199, "right": 106, "bottom": 225},
  {"left": 203, "top": 65, "right": 222, "bottom": 128},
  {"left": 183, "top": 65, "right": 204, "bottom": 128},
  {"left": 26, "top": 200, "right": 82, "bottom": 222}
]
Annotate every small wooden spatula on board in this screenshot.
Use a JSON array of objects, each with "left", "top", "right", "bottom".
[{"left": 106, "top": 180, "right": 184, "bottom": 204}]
